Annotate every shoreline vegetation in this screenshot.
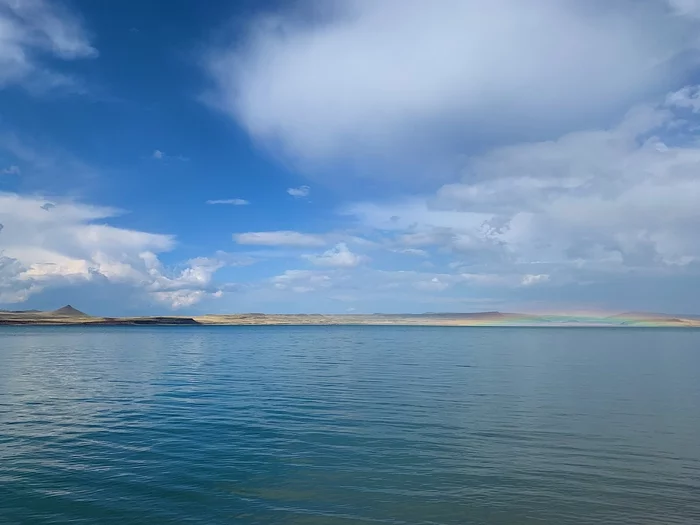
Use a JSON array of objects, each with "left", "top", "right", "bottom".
[{"left": 1, "top": 306, "right": 699, "bottom": 328}]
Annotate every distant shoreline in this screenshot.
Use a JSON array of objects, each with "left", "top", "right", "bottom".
[
  {"left": 2, "top": 308, "right": 700, "bottom": 328},
  {"left": 2, "top": 322, "right": 699, "bottom": 329}
]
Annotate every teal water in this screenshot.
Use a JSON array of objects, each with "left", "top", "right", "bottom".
[{"left": 1, "top": 326, "right": 699, "bottom": 524}]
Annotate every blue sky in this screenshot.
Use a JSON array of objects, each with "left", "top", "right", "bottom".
[{"left": 3, "top": 0, "right": 700, "bottom": 315}]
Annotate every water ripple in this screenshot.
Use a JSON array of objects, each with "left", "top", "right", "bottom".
[{"left": 0, "top": 326, "right": 699, "bottom": 524}]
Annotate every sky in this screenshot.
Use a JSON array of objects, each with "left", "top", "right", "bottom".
[{"left": 3, "top": 0, "right": 700, "bottom": 315}]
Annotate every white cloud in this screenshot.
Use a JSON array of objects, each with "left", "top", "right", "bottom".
[
  {"left": 205, "top": 0, "right": 697, "bottom": 174},
  {"left": 346, "top": 89, "right": 700, "bottom": 282},
  {"left": 1, "top": 165, "right": 20, "bottom": 175},
  {"left": 234, "top": 230, "right": 326, "bottom": 247},
  {"left": 0, "top": 192, "right": 235, "bottom": 308},
  {"left": 151, "top": 149, "right": 188, "bottom": 161},
  {"left": 0, "top": 0, "right": 97, "bottom": 93},
  {"left": 521, "top": 274, "right": 550, "bottom": 286},
  {"left": 151, "top": 289, "right": 226, "bottom": 309},
  {"left": 459, "top": 273, "right": 511, "bottom": 286},
  {"left": 139, "top": 253, "right": 231, "bottom": 309},
  {"left": 303, "top": 242, "right": 366, "bottom": 267},
  {"left": 265, "top": 267, "right": 534, "bottom": 302},
  {"left": 393, "top": 248, "right": 428, "bottom": 257},
  {"left": 392, "top": 271, "right": 537, "bottom": 291},
  {"left": 271, "top": 269, "right": 332, "bottom": 293},
  {"left": 0, "top": 255, "right": 37, "bottom": 303},
  {"left": 665, "top": 85, "right": 700, "bottom": 112},
  {"left": 206, "top": 198, "right": 250, "bottom": 205},
  {"left": 190, "top": 2, "right": 700, "bottom": 312},
  {"left": 666, "top": 0, "right": 700, "bottom": 17},
  {"left": 287, "top": 185, "right": 310, "bottom": 198},
  {"left": 413, "top": 277, "right": 449, "bottom": 292}
]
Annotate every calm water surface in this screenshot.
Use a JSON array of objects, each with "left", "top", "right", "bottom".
[{"left": 0, "top": 326, "right": 699, "bottom": 524}]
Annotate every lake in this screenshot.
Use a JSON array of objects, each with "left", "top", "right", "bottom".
[{"left": 0, "top": 326, "right": 699, "bottom": 524}]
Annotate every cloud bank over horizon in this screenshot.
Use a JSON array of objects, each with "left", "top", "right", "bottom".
[{"left": 0, "top": 192, "right": 240, "bottom": 309}]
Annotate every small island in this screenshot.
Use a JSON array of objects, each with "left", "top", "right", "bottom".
[{"left": 1, "top": 306, "right": 699, "bottom": 328}]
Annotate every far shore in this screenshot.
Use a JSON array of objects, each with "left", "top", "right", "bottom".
[{"left": 2, "top": 307, "right": 699, "bottom": 328}]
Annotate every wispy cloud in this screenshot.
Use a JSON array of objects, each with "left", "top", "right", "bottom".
[
  {"left": 1, "top": 165, "right": 20, "bottom": 175},
  {"left": 287, "top": 185, "right": 310, "bottom": 198},
  {"left": 152, "top": 149, "right": 189, "bottom": 161},
  {"left": 393, "top": 248, "right": 428, "bottom": 257},
  {"left": 234, "top": 231, "right": 326, "bottom": 247},
  {"left": 206, "top": 198, "right": 250, "bottom": 206},
  {"left": 0, "top": 133, "right": 99, "bottom": 192},
  {"left": 303, "top": 243, "right": 367, "bottom": 268},
  {"left": 271, "top": 270, "right": 332, "bottom": 293},
  {"left": 521, "top": 274, "right": 550, "bottom": 286},
  {"left": 0, "top": 0, "right": 97, "bottom": 94}
]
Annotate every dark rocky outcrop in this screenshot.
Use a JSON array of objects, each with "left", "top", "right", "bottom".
[{"left": 99, "top": 317, "right": 200, "bottom": 326}]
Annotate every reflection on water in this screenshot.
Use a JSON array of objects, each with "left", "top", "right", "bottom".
[{"left": 1, "top": 326, "right": 699, "bottom": 524}]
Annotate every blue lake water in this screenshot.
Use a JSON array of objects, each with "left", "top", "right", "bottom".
[{"left": 1, "top": 326, "right": 699, "bottom": 524}]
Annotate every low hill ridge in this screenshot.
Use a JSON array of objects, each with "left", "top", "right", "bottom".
[
  {"left": 1, "top": 307, "right": 699, "bottom": 327},
  {"left": 51, "top": 305, "right": 89, "bottom": 317}
]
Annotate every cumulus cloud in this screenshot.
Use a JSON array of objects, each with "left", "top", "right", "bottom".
[
  {"left": 287, "top": 185, "right": 310, "bottom": 198},
  {"left": 205, "top": 0, "right": 699, "bottom": 175},
  {"left": 303, "top": 242, "right": 366, "bottom": 268},
  {"left": 0, "top": 192, "right": 235, "bottom": 308},
  {"left": 206, "top": 198, "right": 250, "bottom": 205},
  {"left": 150, "top": 289, "right": 222, "bottom": 309},
  {"left": 346, "top": 88, "right": 700, "bottom": 288},
  {"left": 152, "top": 149, "right": 164, "bottom": 159},
  {"left": 521, "top": 274, "right": 550, "bottom": 287},
  {"left": 139, "top": 253, "right": 234, "bottom": 308},
  {"left": 665, "top": 84, "right": 700, "bottom": 112},
  {"left": 0, "top": 0, "right": 97, "bottom": 93},
  {"left": 0, "top": 255, "right": 37, "bottom": 303},
  {"left": 234, "top": 230, "right": 326, "bottom": 247}
]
